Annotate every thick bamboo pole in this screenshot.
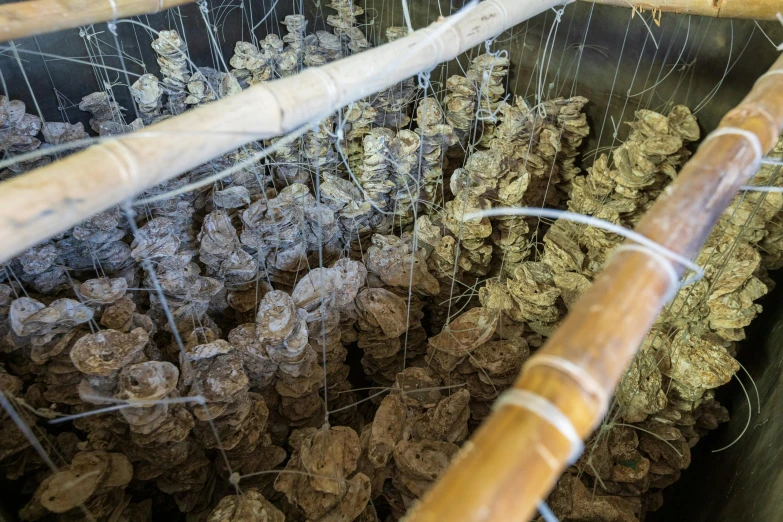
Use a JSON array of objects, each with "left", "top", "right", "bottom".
[
  {"left": 0, "top": 0, "right": 561, "bottom": 265},
  {"left": 402, "top": 54, "right": 783, "bottom": 522},
  {"left": 0, "top": 0, "right": 776, "bottom": 48},
  {"left": 584, "top": 0, "right": 783, "bottom": 20},
  {"left": 0, "top": 0, "right": 195, "bottom": 42}
]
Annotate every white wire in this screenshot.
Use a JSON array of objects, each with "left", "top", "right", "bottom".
[
  {"left": 400, "top": 0, "right": 415, "bottom": 35},
  {"left": 461, "top": 207, "right": 704, "bottom": 286},
  {"left": 493, "top": 388, "right": 584, "bottom": 465},
  {"left": 524, "top": 355, "right": 609, "bottom": 406},
  {"left": 538, "top": 501, "right": 561, "bottom": 522},
  {"left": 701, "top": 127, "right": 763, "bottom": 168}
]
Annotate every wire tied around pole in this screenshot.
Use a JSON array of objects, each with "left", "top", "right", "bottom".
[
  {"left": 612, "top": 243, "right": 680, "bottom": 302},
  {"left": 523, "top": 355, "right": 610, "bottom": 408},
  {"left": 493, "top": 389, "right": 584, "bottom": 465},
  {"left": 700, "top": 127, "right": 763, "bottom": 168}
]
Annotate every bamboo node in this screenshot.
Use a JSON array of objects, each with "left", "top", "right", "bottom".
[
  {"left": 701, "top": 127, "right": 763, "bottom": 167},
  {"left": 493, "top": 389, "right": 584, "bottom": 464},
  {"left": 758, "top": 69, "right": 783, "bottom": 84},
  {"left": 522, "top": 354, "right": 611, "bottom": 407},
  {"left": 101, "top": 139, "right": 141, "bottom": 193},
  {"left": 612, "top": 243, "right": 679, "bottom": 302}
]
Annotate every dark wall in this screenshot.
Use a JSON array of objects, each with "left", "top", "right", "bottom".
[{"left": 369, "top": 1, "right": 782, "bottom": 153}]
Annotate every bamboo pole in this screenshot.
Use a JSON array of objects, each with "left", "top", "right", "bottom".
[
  {"left": 0, "top": 0, "right": 776, "bottom": 48},
  {"left": 403, "top": 53, "right": 783, "bottom": 522},
  {"left": 0, "top": 0, "right": 562, "bottom": 265},
  {"left": 0, "top": 0, "right": 195, "bottom": 42},
  {"left": 584, "top": 0, "right": 783, "bottom": 20}
]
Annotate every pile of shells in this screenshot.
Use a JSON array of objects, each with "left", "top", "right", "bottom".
[{"left": 0, "top": 11, "right": 776, "bottom": 522}]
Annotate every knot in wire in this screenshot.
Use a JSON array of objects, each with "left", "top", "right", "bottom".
[
  {"left": 121, "top": 200, "right": 138, "bottom": 220},
  {"left": 417, "top": 70, "right": 432, "bottom": 89},
  {"left": 107, "top": 0, "right": 118, "bottom": 34},
  {"left": 538, "top": 100, "right": 549, "bottom": 119}
]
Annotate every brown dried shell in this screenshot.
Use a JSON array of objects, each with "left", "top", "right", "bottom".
[
  {"left": 393, "top": 439, "right": 460, "bottom": 481},
  {"left": 369, "top": 394, "right": 407, "bottom": 468},
  {"left": 70, "top": 328, "right": 149, "bottom": 376},
  {"left": 428, "top": 307, "right": 497, "bottom": 357},
  {"left": 207, "top": 489, "right": 285, "bottom": 522},
  {"left": 117, "top": 361, "right": 179, "bottom": 402}
]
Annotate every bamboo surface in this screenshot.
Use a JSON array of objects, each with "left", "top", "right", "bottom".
[
  {"left": 585, "top": 0, "right": 783, "bottom": 20},
  {"left": 0, "top": 0, "right": 194, "bottom": 42},
  {"left": 0, "top": 0, "right": 562, "bottom": 265},
  {"left": 402, "top": 53, "right": 783, "bottom": 522}
]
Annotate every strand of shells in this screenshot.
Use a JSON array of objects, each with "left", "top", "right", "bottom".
[
  {"left": 327, "top": 0, "right": 369, "bottom": 55},
  {"left": 230, "top": 35, "right": 284, "bottom": 87},
  {"left": 443, "top": 74, "right": 477, "bottom": 162},
  {"left": 280, "top": 15, "right": 309, "bottom": 77},
  {"left": 414, "top": 94, "right": 589, "bottom": 335},
  {"left": 532, "top": 119, "right": 783, "bottom": 522},
  {"left": 0, "top": 95, "right": 45, "bottom": 177},
  {"left": 183, "top": 66, "right": 241, "bottom": 106},
  {"left": 151, "top": 29, "right": 190, "bottom": 114},
  {"left": 467, "top": 53, "right": 510, "bottom": 148},
  {"left": 79, "top": 92, "right": 143, "bottom": 136},
  {"left": 756, "top": 138, "right": 783, "bottom": 269},
  {"left": 130, "top": 73, "right": 164, "bottom": 124},
  {"left": 0, "top": 96, "right": 90, "bottom": 180}
]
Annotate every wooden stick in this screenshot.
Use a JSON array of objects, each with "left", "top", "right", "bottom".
[
  {"left": 0, "top": 0, "right": 561, "bottom": 264},
  {"left": 0, "top": 0, "right": 195, "bottom": 42},
  {"left": 403, "top": 54, "right": 783, "bottom": 522},
  {"left": 584, "top": 0, "right": 782, "bottom": 20}
]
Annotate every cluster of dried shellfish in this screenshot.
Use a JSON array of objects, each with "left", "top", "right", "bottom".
[
  {"left": 1, "top": 5, "right": 780, "bottom": 521},
  {"left": 531, "top": 117, "right": 783, "bottom": 521}
]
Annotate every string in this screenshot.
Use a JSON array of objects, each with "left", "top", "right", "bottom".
[
  {"left": 538, "top": 500, "right": 561, "bottom": 522},
  {"left": 523, "top": 354, "right": 609, "bottom": 406},
  {"left": 49, "top": 396, "right": 207, "bottom": 424},
  {"left": 611, "top": 244, "right": 680, "bottom": 302},
  {"left": 462, "top": 207, "right": 704, "bottom": 286}
]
